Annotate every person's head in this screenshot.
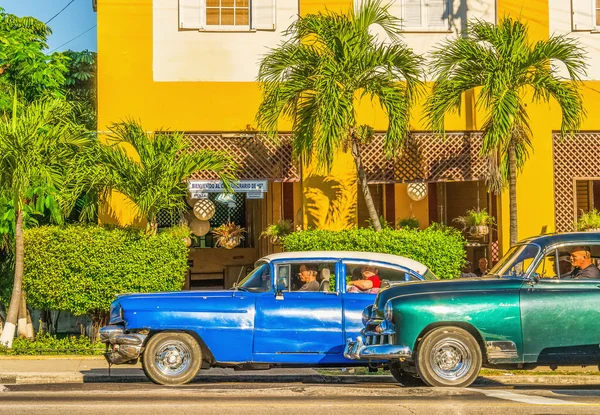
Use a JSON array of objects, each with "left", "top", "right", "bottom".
[
  {"left": 361, "top": 265, "right": 378, "bottom": 278},
  {"left": 351, "top": 268, "right": 363, "bottom": 281},
  {"left": 478, "top": 257, "right": 488, "bottom": 272},
  {"left": 570, "top": 246, "right": 593, "bottom": 269},
  {"left": 298, "top": 264, "right": 317, "bottom": 282},
  {"left": 462, "top": 261, "right": 473, "bottom": 274}
]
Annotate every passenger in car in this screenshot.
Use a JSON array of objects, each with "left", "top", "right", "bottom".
[
  {"left": 347, "top": 266, "right": 381, "bottom": 292},
  {"left": 562, "top": 246, "right": 600, "bottom": 279},
  {"left": 297, "top": 264, "right": 320, "bottom": 291}
]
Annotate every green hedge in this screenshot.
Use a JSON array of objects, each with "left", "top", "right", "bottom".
[
  {"left": 0, "top": 333, "right": 104, "bottom": 356},
  {"left": 18, "top": 225, "right": 188, "bottom": 319},
  {"left": 281, "top": 226, "right": 466, "bottom": 279}
]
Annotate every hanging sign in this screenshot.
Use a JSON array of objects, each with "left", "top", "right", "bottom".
[
  {"left": 190, "top": 192, "right": 209, "bottom": 199},
  {"left": 188, "top": 180, "right": 268, "bottom": 193},
  {"left": 246, "top": 191, "right": 264, "bottom": 199}
]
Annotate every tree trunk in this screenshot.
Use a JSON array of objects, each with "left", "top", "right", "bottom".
[
  {"left": 0, "top": 209, "right": 24, "bottom": 347},
  {"left": 39, "top": 310, "right": 48, "bottom": 334},
  {"left": 18, "top": 291, "right": 28, "bottom": 338},
  {"left": 351, "top": 140, "right": 382, "bottom": 232},
  {"left": 508, "top": 144, "right": 518, "bottom": 247},
  {"left": 26, "top": 308, "right": 34, "bottom": 339}
]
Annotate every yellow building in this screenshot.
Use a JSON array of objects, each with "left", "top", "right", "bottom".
[{"left": 96, "top": 0, "right": 600, "bottom": 286}]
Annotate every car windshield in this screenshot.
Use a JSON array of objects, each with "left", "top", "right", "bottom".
[
  {"left": 421, "top": 269, "right": 438, "bottom": 281},
  {"left": 237, "top": 262, "right": 271, "bottom": 292},
  {"left": 487, "top": 243, "right": 540, "bottom": 278}
]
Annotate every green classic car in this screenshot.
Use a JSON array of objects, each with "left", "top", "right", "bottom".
[{"left": 344, "top": 232, "right": 600, "bottom": 387}]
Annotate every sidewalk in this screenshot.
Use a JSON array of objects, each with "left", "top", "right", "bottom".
[{"left": 0, "top": 357, "right": 599, "bottom": 386}]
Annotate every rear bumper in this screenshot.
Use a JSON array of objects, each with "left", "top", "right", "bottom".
[{"left": 344, "top": 336, "right": 412, "bottom": 360}]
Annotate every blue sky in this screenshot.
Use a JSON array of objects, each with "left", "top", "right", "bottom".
[{"left": 2, "top": 0, "right": 97, "bottom": 52}]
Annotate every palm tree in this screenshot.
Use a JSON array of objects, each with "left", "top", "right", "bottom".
[
  {"left": 91, "top": 120, "right": 236, "bottom": 233},
  {"left": 0, "top": 97, "right": 89, "bottom": 347},
  {"left": 426, "top": 17, "right": 587, "bottom": 246},
  {"left": 256, "top": 0, "right": 423, "bottom": 231}
]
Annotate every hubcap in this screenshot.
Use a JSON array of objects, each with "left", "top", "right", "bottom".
[
  {"left": 154, "top": 340, "right": 192, "bottom": 376},
  {"left": 429, "top": 338, "right": 472, "bottom": 381}
]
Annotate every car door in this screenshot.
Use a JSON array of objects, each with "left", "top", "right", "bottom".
[
  {"left": 341, "top": 260, "right": 415, "bottom": 347},
  {"left": 520, "top": 245, "right": 600, "bottom": 364},
  {"left": 253, "top": 260, "right": 343, "bottom": 364}
]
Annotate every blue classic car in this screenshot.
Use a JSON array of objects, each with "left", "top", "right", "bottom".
[{"left": 99, "top": 251, "right": 436, "bottom": 385}]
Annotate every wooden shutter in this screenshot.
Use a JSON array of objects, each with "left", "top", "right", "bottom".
[
  {"left": 572, "top": 0, "right": 594, "bottom": 31},
  {"left": 402, "top": 0, "right": 423, "bottom": 28},
  {"left": 252, "top": 0, "right": 276, "bottom": 31},
  {"left": 179, "top": 0, "right": 203, "bottom": 29},
  {"left": 426, "top": 0, "right": 448, "bottom": 28}
]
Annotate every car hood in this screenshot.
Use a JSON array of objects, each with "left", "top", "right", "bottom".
[
  {"left": 374, "top": 277, "right": 525, "bottom": 315},
  {"left": 115, "top": 289, "right": 247, "bottom": 308}
]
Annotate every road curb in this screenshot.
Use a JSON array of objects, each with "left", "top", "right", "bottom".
[{"left": 3, "top": 372, "right": 600, "bottom": 386}]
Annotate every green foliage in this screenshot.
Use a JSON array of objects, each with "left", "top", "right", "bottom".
[
  {"left": 0, "top": 8, "right": 68, "bottom": 112},
  {"left": 281, "top": 227, "right": 466, "bottom": 279},
  {"left": 0, "top": 332, "right": 104, "bottom": 356},
  {"left": 397, "top": 217, "right": 419, "bottom": 229},
  {"left": 453, "top": 208, "right": 495, "bottom": 229},
  {"left": 60, "top": 50, "right": 97, "bottom": 131},
  {"left": 260, "top": 219, "right": 293, "bottom": 243},
  {"left": 426, "top": 17, "right": 587, "bottom": 192},
  {"left": 75, "top": 120, "right": 237, "bottom": 231},
  {"left": 256, "top": 0, "right": 423, "bottom": 171},
  {"left": 15, "top": 225, "right": 188, "bottom": 318},
  {"left": 577, "top": 209, "right": 600, "bottom": 231}
]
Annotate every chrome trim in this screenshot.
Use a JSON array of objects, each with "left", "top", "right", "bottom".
[
  {"left": 344, "top": 336, "right": 412, "bottom": 360},
  {"left": 486, "top": 341, "right": 518, "bottom": 359},
  {"left": 100, "top": 325, "right": 148, "bottom": 365}
]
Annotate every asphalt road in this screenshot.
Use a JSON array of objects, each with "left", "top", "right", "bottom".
[{"left": 1, "top": 382, "right": 600, "bottom": 414}]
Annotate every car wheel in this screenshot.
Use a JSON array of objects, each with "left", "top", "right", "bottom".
[
  {"left": 415, "top": 327, "right": 482, "bottom": 387},
  {"left": 142, "top": 332, "right": 202, "bottom": 386},
  {"left": 389, "top": 362, "right": 426, "bottom": 386}
]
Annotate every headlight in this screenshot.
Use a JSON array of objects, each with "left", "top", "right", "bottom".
[
  {"left": 362, "top": 305, "right": 373, "bottom": 326},
  {"left": 109, "top": 302, "right": 124, "bottom": 324},
  {"left": 384, "top": 301, "right": 393, "bottom": 322}
]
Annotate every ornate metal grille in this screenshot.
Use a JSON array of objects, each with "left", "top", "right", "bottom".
[
  {"left": 361, "top": 132, "right": 487, "bottom": 182},
  {"left": 553, "top": 132, "right": 600, "bottom": 232},
  {"left": 185, "top": 133, "right": 299, "bottom": 182}
]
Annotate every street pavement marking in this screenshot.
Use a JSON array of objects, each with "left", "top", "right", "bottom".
[{"left": 470, "top": 388, "right": 586, "bottom": 405}]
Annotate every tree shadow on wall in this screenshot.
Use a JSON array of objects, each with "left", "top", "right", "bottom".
[{"left": 303, "top": 175, "right": 357, "bottom": 231}]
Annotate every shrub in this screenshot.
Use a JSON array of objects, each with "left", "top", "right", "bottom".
[
  {"left": 281, "top": 226, "right": 466, "bottom": 279},
  {"left": 397, "top": 217, "right": 419, "bottom": 229},
  {"left": 0, "top": 332, "right": 104, "bottom": 356},
  {"left": 18, "top": 225, "right": 188, "bottom": 324},
  {"left": 577, "top": 209, "right": 600, "bottom": 231}
]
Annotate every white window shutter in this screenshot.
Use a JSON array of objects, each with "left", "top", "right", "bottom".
[
  {"left": 387, "top": 0, "right": 403, "bottom": 20},
  {"left": 179, "top": 0, "right": 202, "bottom": 29},
  {"left": 572, "top": 0, "right": 594, "bottom": 31},
  {"left": 426, "top": 0, "right": 448, "bottom": 28},
  {"left": 402, "top": 0, "right": 423, "bottom": 28},
  {"left": 252, "top": 0, "right": 276, "bottom": 31}
]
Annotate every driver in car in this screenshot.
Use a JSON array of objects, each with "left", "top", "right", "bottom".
[{"left": 562, "top": 246, "right": 600, "bottom": 279}]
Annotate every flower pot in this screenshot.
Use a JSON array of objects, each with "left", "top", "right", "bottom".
[
  {"left": 584, "top": 228, "right": 600, "bottom": 232},
  {"left": 270, "top": 236, "right": 280, "bottom": 245},
  {"left": 469, "top": 225, "right": 489, "bottom": 237},
  {"left": 182, "top": 237, "right": 192, "bottom": 247},
  {"left": 220, "top": 236, "right": 241, "bottom": 249}
]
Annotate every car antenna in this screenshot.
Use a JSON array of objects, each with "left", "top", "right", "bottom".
[{"left": 234, "top": 266, "right": 245, "bottom": 289}]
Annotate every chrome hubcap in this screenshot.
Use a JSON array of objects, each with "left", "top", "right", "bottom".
[
  {"left": 154, "top": 341, "right": 191, "bottom": 376},
  {"left": 430, "top": 338, "right": 472, "bottom": 381}
]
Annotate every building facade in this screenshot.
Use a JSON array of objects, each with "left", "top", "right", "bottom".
[{"left": 96, "top": 0, "right": 600, "bottom": 287}]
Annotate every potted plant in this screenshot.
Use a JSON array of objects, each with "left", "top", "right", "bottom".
[
  {"left": 453, "top": 208, "right": 495, "bottom": 237},
  {"left": 212, "top": 222, "right": 246, "bottom": 249},
  {"left": 396, "top": 217, "right": 419, "bottom": 230},
  {"left": 260, "top": 219, "right": 293, "bottom": 244},
  {"left": 577, "top": 209, "right": 600, "bottom": 232}
]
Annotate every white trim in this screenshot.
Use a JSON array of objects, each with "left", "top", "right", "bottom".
[{"left": 0, "top": 322, "right": 15, "bottom": 348}]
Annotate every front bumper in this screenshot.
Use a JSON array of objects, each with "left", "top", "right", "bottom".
[
  {"left": 99, "top": 325, "right": 147, "bottom": 365},
  {"left": 344, "top": 336, "right": 412, "bottom": 360}
]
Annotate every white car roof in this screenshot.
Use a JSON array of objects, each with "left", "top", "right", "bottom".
[{"left": 259, "top": 251, "right": 428, "bottom": 274}]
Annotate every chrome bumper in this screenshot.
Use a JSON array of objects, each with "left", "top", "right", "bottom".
[
  {"left": 99, "top": 325, "right": 147, "bottom": 365},
  {"left": 344, "top": 336, "right": 412, "bottom": 360}
]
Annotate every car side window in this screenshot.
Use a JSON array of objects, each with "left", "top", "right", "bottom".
[
  {"left": 534, "top": 249, "right": 571, "bottom": 279},
  {"left": 344, "top": 262, "right": 406, "bottom": 293},
  {"left": 276, "top": 262, "right": 336, "bottom": 292}
]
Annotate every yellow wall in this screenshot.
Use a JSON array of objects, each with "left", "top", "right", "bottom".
[
  {"left": 98, "top": 0, "right": 600, "bottom": 247},
  {"left": 394, "top": 184, "right": 429, "bottom": 230}
]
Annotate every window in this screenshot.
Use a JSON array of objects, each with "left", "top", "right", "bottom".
[
  {"left": 400, "top": 0, "right": 449, "bottom": 31},
  {"left": 179, "top": 0, "right": 276, "bottom": 31},
  {"left": 344, "top": 262, "right": 409, "bottom": 293},
  {"left": 572, "top": 0, "right": 600, "bottom": 31},
  {"left": 276, "top": 262, "right": 336, "bottom": 292}
]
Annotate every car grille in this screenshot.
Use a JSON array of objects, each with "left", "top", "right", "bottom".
[{"left": 364, "top": 334, "right": 395, "bottom": 345}]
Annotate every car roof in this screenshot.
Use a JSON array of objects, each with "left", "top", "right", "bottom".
[
  {"left": 259, "top": 251, "right": 429, "bottom": 274},
  {"left": 517, "top": 232, "right": 600, "bottom": 250}
]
